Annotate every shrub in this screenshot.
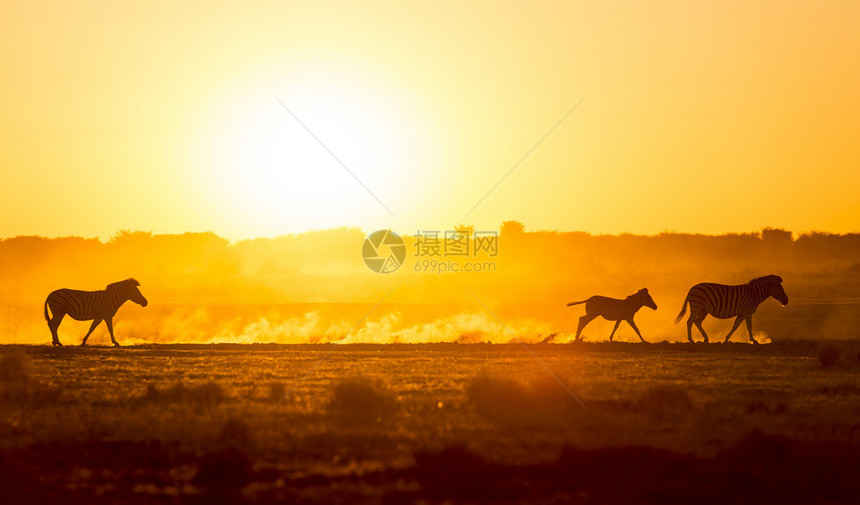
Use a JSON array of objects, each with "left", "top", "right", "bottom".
[
  {"left": 0, "top": 382, "right": 62, "bottom": 405},
  {"left": 0, "top": 352, "right": 29, "bottom": 383},
  {"left": 327, "top": 376, "right": 397, "bottom": 424},
  {"left": 467, "top": 371, "right": 582, "bottom": 424},
  {"left": 746, "top": 400, "right": 789, "bottom": 415},
  {"left": 141, "top": 381, "right": 226, "bottom": 406},
  {"left": 636, "top": 385, "right": 694, "bottom": 418},
  {"left": 266, "top": 382, "right": 286, "bottom": 403},
  {"left": 193, "top": 448, "right": 253, "bottom": 490},
  {"left": 0, "top": 352, "right": 62, "bottom": 405},
  {"left": 818, "top": 343, "right": 841, "bottom": 368},
  {"left": 217, "top": 417, "right": 254, "bottom": 450}
]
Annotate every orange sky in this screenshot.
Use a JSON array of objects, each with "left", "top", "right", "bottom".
[{"left": 1, "top": 1, "right": 858, "bottom": 239}]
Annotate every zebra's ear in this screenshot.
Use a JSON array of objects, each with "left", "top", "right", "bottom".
[{"left": 642, "top": 288, "right": 648, "bottom": 293}]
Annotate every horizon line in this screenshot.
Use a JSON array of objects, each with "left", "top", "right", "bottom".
[{"left": 1, "top": 225, "right": 858, "bottom": 243}]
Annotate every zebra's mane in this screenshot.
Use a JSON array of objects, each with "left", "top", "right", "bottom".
[
  {"left": 106, "top": 278, "right": 140, "bottom": 291},
  {"left": 748, "top": 275, "right": 782, "bottom": 285}
]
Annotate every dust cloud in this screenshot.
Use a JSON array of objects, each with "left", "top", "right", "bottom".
[{"left": 2, "top": 225, "right": 859, "bottom": 344}]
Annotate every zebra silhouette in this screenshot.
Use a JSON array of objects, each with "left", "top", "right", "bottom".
[
  {"left": 567, "top": 288, "right": 657, "bottom": 343},
  {"left": 44, "top": 278, "right": 148, "bottom": 347},
  {"left": 674, "top": 275, "right": 788, "bottom": 344}
]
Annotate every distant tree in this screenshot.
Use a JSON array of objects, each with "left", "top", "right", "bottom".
[
  {"left": 761, "top": 227, "right": 793, "bottom": 243},
  {"left": 110, "top": 230, "right": 153, "bottom": 245},
  {"left": 501, "top": 221, "right": 525, "bottom": 236}
]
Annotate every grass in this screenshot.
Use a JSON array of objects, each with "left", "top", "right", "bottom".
[{"left": 1, "top": 341, "right": 858, "bottom": 503}]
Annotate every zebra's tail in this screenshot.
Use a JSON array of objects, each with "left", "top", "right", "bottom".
[
  {"left": 674, "top": 295, "right": 689, "bottom": 325},
  {"left": 566, "top": 300, "right": 587, "bottom": 307},
  {"left": 43, "top": 297, "right": 50, "bottom": 322}
]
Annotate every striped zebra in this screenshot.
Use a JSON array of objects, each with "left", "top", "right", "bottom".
[
  {"left": 44, "top": 278, "right": 148, "bottom": 347},
  {"left": 567, "top": 288, "right": 657, "bottom": 343},
  {"left": 674, "top": 275, "right": 788, "bottom": 344}
]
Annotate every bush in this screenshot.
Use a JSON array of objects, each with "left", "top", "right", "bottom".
[
  {"left": 467, "top": 371, "right": 583, "bottom": 424},
  {"left": 266, "top": 382, "right": 286, "bottom": 403},
  {"left": 0, "top": 352, "right": 29, "bottom": 383},
  {"left": 0, "top": 352, "right": 62, "bottom": 405},
  {"left": 636, "top": 385, "right": 694, "bottom": 418},
  {"left": 327, "top": 376, "right": 397, "bottom": 424},
  {"left": 0, "top": 382, "right": 62, "bottom": 405},
  {"left": 193, "top": 448, "right": 253, "bottom": 491},
  {"left": 745, "top": 400, "right": 789, "bottom": 415},
  {"left": 141, "top": 381, "right": 226, "bottom": 406},
  {"left": 217, "top": 417, "right": 254, "bottom": 450},
  {"left": 818, "top": 343, "right": 841, "bottom": 368}
]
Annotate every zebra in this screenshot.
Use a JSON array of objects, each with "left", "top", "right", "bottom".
[
  {"left": 674, "top": 275, "right": 788, "bottom": 344},
  {"left": 44, "top": 278, "right": 148, "bottom": 347},
  {"left": 567, "top": 288, "right": 658, "bottom": 343}
]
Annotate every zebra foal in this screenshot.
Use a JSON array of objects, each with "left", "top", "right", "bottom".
[
  {"left": 567, "top": 288, "right": 657, "bottom": 343},
  {"left": 674, "top": 275, "right": 788, "bottom": 344},
  {"left": 44, "top": 278, "right": 148, "bottom": 347}
]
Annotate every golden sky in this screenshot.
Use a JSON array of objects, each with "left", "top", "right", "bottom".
[{"left": 1, "top": 1, "right": 858, "bottom": 239}]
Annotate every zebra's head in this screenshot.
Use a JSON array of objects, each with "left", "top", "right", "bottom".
[
  {"left": 637, "top": 288, "right": 658, "bottom": 310},
  {"left": 769, "top": 275, "right": 788, "bottom": 306},
  {"left": 108, "top": 278, "right": 148, "bottom": 307}
]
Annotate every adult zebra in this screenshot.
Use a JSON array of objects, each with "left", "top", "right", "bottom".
[
  {"left": 674, "top": 275, "right": 788, "bottom": 344},
  {"left": 567, "top": 288, "right": 657, "bottom": 343},
  {"left": 44, "top": 278, "right": 148, "bottom": 347}
]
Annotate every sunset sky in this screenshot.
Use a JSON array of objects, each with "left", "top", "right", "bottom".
[{"left": 2, "top": 1, "right": 858, "bottom": 240}]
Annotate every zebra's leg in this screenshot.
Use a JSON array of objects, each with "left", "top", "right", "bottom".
[
  {"left": 695, "top": 322, "right": 709, "bottom": 343},
  {"left": 724, "top": 316, "right": 744, "bottom": 343},
  {"left": 575, "top": 314, "right": 597, "bottom": 342},
  {"left": 80, "top": 318, "right": 102, "bottom": 346},
  {"left": 608, "top": 320, "right": 622, "bottom": 342},
  {"left": 693, "top": 315, "right": 709, "bottom": 343},
  {"left": 48, "top": 313, "right": 64, "bottom": 346},
  {"left": 686, "top": 317, "right": 695, "bottom": 343},
  {"left": 746, "top": 317, "right": 758, "bottom": 345},
  {"left": 105, "top": 318, "right": 120, "bottom": 347},
  {"left": 627, "top": 319, "right": 647, "bottom": 343}
]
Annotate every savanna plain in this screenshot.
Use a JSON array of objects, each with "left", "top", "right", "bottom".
[{"left": 2, "top": 340, "right": 860, "bottom": 504}]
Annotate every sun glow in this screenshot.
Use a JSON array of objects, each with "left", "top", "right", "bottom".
[
  {"left": 3, "top": 2, "right": 859, "bottom": 240},
  {"left": 192, "top": 69, "right": 430, "bottom": 238}
]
